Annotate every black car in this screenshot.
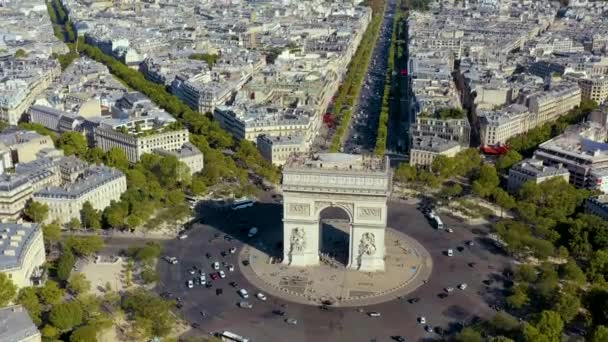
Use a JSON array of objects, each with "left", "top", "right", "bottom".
[
  {"left": 273, "top": 309, "right": 286, "bottom": 316},
  {"left": 230, "top": 281, "right": 239, "bottom": 288},
  {"left": 205, "top": 282, "right": 213, "bottom": 288},
  {"left": 216, "top": 288, "right": 223, "bottom": 296},
  {"left": 319, "top": 305, "right": 331, "bottom": 311},
  {"left": 408, "top": 297, "right": 420, "bottom": 304},
  {"left": 392, "top": 337, "right": 406, "bottom": 342},
  {"left": 176, "top": 303, "right": 183, "bottom": 309},
  {"left": 221, "top": 251, "right": 227, "bottom": 257},
  {"left": 191, "top": 322, "right": 200, "bottom": 328},
  {"left": 205, "top": 253, "right": 211, "bottom": 259},
  {"left": 438, "top": 293, "right": 448, "bottom": 299},
  {"left": 242, "top": 260, "right": 250, "bottom": 266}
]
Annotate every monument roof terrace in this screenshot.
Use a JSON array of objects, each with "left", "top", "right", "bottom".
[{"left": 284, "top": 153, "right": 389, "bottom": 174}]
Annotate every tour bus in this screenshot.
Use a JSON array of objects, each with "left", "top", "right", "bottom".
[
  {"left": 231, "top": 199, "right": 255, "bottom": 210},
  {"left": 217, "top": 331, "right": 250, "bottom": 342},
  {"left": 433, "top": 215, "right": 444, "bottom": 230}
]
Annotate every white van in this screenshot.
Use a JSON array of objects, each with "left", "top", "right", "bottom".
[{"left": 447, "top": 249, "right": 454, "bottom": 257}]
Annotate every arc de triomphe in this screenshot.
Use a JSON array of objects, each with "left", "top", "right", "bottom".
[{"left": 281, "top": 153, "right": 392, "bottom": 272}]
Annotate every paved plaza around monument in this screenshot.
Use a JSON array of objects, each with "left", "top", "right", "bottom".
[{"left": 240, "top": 221, "right": 432, "bottom": 306}]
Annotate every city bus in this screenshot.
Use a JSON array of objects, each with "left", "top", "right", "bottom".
[
  {"left": 217, "top": 331, "right": 250, "bottom": 342},
  {"left": 231, "top": 199, "right": 255, "bottom": 210},
  {"left": 433, "top": 215, "right": 444, "bottom": 230}
]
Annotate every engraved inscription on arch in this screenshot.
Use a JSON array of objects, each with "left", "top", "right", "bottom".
[
  {"left": 288, "top": 203, "right": 310, "bottom": 216},
  {"left": 357, "top": 207, "right": 382, "bottom": 219}
]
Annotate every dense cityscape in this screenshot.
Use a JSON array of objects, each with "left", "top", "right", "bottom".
[{"left": 0, "top": 0, "right": 607, "bottom": 341}]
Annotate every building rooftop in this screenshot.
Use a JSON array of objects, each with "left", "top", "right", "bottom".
[
  {"left": 34, "top": 165, "right": 124, "bottom": 200},
  {"left": 0, "top": 223, "right": 41, "bottom": 270},
  {"left": 283, "top": 153, "right": 388, "bottom": 172},
  {"left": 536, "top": 122, "right": 608, "bottom": 162},
  {"left": 0, "top": 306, "right": 40, "bottom": 342},
  {"left": 257, "top": 134, "right": 305, "bottom": 146},
  {"left": 411, "top": 136, "right": 460, "bottom": 153},
  {"left": 510, "top": 158, "right": 569, "bottom": 178}
]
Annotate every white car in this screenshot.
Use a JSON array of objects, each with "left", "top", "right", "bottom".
[
  {"left": 229, "top": 247, "right": 237, "bottom": 254},
  {"left": 447, "top": 249, "right": 454, "bottom": 257},
  {"left": 199, "top": 277, "right": 206, "bottom": 285},
  {"left": 213, "top": 262, "right": 220, "bottom": 270},
  {"left": 445, "top": 287, "right": 454, "bottom": 293},
  {"left": 238, "top": 289, "right": 249, "bottom": 299},
  {"left": 257, "top": 293, "right": 267, "bottom": 301},
  {"left": 419, "top": 316, "right": 426, "bottom": 324},
  {"left": 187, "top": 280, "right": 194, "bottom": 289},
  {"left": 228, "top": 264, "right": 235, "bottom": 272},
  {"left": 178, "top": 234, "right": 188, "bottom": 240},
  {"left": 219, "top": 270, "right": 226, "bottom": 279},
  {"left": 189, "top": 269, "right": 196, "bottom": 275},
  {"left": 458, "top": 283, "right": 468, "bottom": 290},
  {"left": 446, "top": 228, "right": 454, "bottom": 233}
]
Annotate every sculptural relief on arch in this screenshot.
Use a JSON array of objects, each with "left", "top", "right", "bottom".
[{"left": 281, "top": 153, "right": 392, "bottom": 272}]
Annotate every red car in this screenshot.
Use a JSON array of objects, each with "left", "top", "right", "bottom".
[{"left": 210, "top": 273, "right": 220, "bottom": 280}]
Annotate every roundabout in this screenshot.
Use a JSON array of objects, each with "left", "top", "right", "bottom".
[{"left": 240, "top": 223, "right": 432, "bottom": 306}]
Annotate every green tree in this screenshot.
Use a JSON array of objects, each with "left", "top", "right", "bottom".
[
  {"left": 132, "top": 242, "right": 161, "bottom": 263},
  {"left": 587, "top": 287, "right": 608, "bottom": 327},
  {"left": 68, "top": 273, "right": 91, "bottom": 296},
  {"left": 125, "top": 215, "right": 142, "bottom": 230},
  {"left": 507, "top": 283, "right": 530, "bottom": 309},
  {"left": 523, "top": 324, "right": 551, "bottom": 342},
  {"left": 58, "top": 131, "right": 88, "bottom": 157},
  {"left": 0, "top": 273, "right": 17, "bottom": 306},
  {"left": 190, "top": 176, "right": 207, "bottom": 195},
  {"left": 67, "top": 218, "right": 81, "bottom": 231},
  {"left": 24, "top": 200, "right": 49, "bottom": 222},
  {"left": 104, "top": 147, "right": 129, "bottom": 171},
  {"left": 41, "top": 325, "right": 59, "bottom": 338},
  {"left": 455, "top": 327, "right": 483, "bottom": 342},
  {"left": 14, "top": 48, "right": 28, "bottom": 58},
  {"left": 515, "top": 264, "right": 538, "bottom": 283},
  {"left": 489, "top": 312, "right": 520, "bottom": 335},
  {"left": 85, "top": 147, "right": 105, "bottom": 165},
  {"left": 70, "top": 325, "right": 98, "bottom": 342},
  {"left": 492, "top": 188, "right": 516, "bottom": 217},
  {"left": 39, "top": 280, "right": 65, "bottom": 305},
  {"left": 589, "top": 250, "right": 608, "bottom": 282},
  {"left": 50, "top": 301, "right": 84, "bottom": 331},
  {"left": 431, "top": 155, "right": 456, "bottom": 178},
  {"left": 496, "top": 150, "right": 523, "bottom": 171},
  {"left": 81, "top": 201, "right": 101, "bottom": 230},
  {"left": 166, "top": 189, "right": 185, "bottom": 207},
  {"left": 16, "top": 287, "right": 43, "bottom": 325},
  {"left": 57, "top": 248, "right": 76, "bottom": 282},
  {"left": 42, "top": 221, "right": 62, "bottom": 250},
  {"left": 472, "top": 164, "right": 499, "bottom": 198},
  {"left": 121, "top": 288, "right": 176, "bottom": 338},
  {"left": 443, "top": 183, "right": 463, "bottom": 198},
  {"left": 417, "top": 170, "right": 440, "bottom": 188},
  {"left": 65, "top": 236, "right": 105, "bottom": 257},
  {"left": 489, "top": 338, "right": 515, "bottom": 342},
  {"left": 394, "top": 163, "right": 417, "bottom": 183},
  {"left": 103, "top": 200, "right": 127, "bottom": 229},
  {"left": 560, "top": 259, "right": 586, "bottom": 285},
  {"left": 141, "top": 267, "right": 159, "bottom": 284},
  {"left": 534, "top": 310, "right": 564, "bottom": 342},
  {"left": 552, "top": 291, "right": 580, "bottom": 323},
  {"left": 593, "top": 326, "right": 608, "bottom": 342}
]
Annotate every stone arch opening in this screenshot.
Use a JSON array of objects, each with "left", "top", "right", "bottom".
[{"left": 318, "top": 206, "right": 351, "bottom": 267}]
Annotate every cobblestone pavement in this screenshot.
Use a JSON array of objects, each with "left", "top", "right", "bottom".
[{"left": 240, "top": 227, "right": 431, "bottom": 307}]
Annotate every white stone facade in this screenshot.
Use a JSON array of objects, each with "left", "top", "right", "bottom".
[
  {"left": 281, "top": 153, "right": 392, "bottom": 272},
  {"left": 0, "top": 223, "right": 45, "bottom": 289}
]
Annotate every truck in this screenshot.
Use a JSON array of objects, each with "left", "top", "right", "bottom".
[{"left": 433, "top": 215, "right": 444, "bottom": 230}]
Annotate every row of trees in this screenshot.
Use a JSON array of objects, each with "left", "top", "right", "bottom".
[
  {"left": 507, "top": 99, "right": 598, "bottom": 156},
  {"left": 329, "top": 0, "right": 388, "bottom": 152},
  {"left": 374, "top": 3, "right": 405, "bottom": 155}
]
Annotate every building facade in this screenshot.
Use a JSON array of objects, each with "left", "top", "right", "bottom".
[
  {"left": 0, "top": 223, "right": 45, "bottom": 289},
  {"left": 257, "top": 134, "right": 306, "bottom": 166},
  {"left": 154, "top": 142, "right": 204, "bottom": 175},
  {"left": 507, "top": 158, "right": 570, "bottom": 193},
  {"left": 33, "top": 166, "right": 127, "bottom": 224},
  {"left": 410, "top": 116, "right": 471, "bottom": 146},
  {"left": 409, "top": 136, "right": 462, "bottom": 167}
]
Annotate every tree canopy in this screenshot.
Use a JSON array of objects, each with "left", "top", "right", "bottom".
[{"left": 0, "top": 273, "right": 17, "bottom": 307}]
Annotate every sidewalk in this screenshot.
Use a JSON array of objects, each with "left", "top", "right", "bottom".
[{"left": 62, "top": 229, "right": 177, "bottom": 240}]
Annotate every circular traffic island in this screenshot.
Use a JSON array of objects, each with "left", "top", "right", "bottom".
[{"left": 239, "top": 226, "right": 432, "bottom": 307}]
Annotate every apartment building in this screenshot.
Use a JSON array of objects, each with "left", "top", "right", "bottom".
[
  {"left": 0, "top": 130, "right": 56, "bottom": 164},
  {"left": 525, "top": 82, "right": 581, "bottom": 127},
  {"left": 507, "top": 157, "right": 570, "bottom": 193},
  {"left": 0, "top": 306, "right": 41, "bottom": 342},
  {"left": 409, "top": 136, "right": 462, "bottom": 167},
  {"left": 257, "top": 134, "right": 306, "bottom": 166},
  {"left": 585, "top": 194, "right": 608, "bottom": 220},
  {"left": 410, "top": 115, "right": 471, "bottom": 147},
  {"left": 154, "top": 142, "right": 204, "bottom": 175},
  {"left": 533, "top": 122, "right": 608, "bottom": 189},
  {"left": 33, "top": 165, "right": 127, "bottom": 224},
  {"left": 0, "top": 223, "right": 45, "bottom": 289},
  {"left": 478, "top": 104, "right": 530, "bottom": 146},
  {"left": 577, "top": 76, "right": 608, "bottom": 104},
  {"left": 94, "top": 127, "right": 190, "bottom": 163}
]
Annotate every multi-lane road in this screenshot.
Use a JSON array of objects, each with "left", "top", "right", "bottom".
[
  {"left": 343, "top": 0, "right": 397, "bottom": 155},
  {"left": 145, "top": 196, "right": 512, "bottom": 342}
]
